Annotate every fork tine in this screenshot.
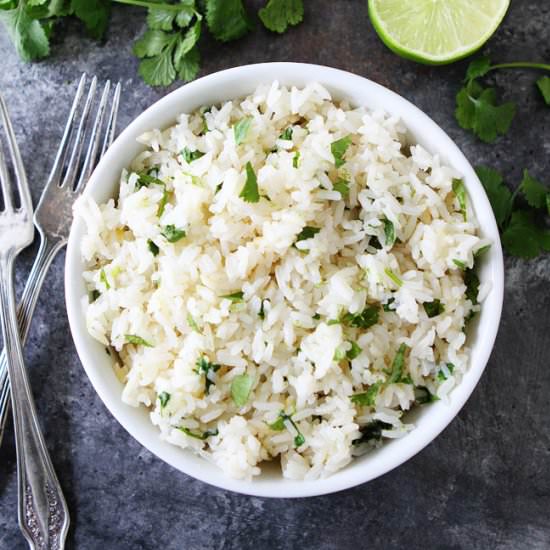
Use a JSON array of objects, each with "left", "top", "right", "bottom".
[
  {"left": 0, "top": 136, "right": 13, "bottom": 212},
  {"left": 0, "top": 94, "right": 31, "bottom": 214},
  {"left": 46, "top": 74, "right": 87, "bottom": 188},
  {"left": 60, "top": 76, "right": 97, "bottom": 189},
  {"left": 100, "top": 82, "right": 121, "bottom": 159},
  {"left": 74, "top": 80, "right": 111, "bottom": 192}
]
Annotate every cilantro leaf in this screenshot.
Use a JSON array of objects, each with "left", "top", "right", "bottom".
[
  {"left": 295, "top": 226, "right": 320, "bottom": 244},
  {"left": 195, "top": 356, "right": 221, "bottom": 393},
  {"left": 71, "top": 0, "right": 110, "bottom": 40},
  {"left": 279, "top": 127, "right": 293, "bottom": 140},
  {"left": 292, "top": 151, "right": 300, "bottom": 168},
  {"left": 453, "top": 259, "right": 466, "bottom": 270},
  {"left": 519, "top": 169, "right": 548, "bottom": 210},
  {"left": 158, "top": 391, "right": 170, "bottom": 409},
  {"left": 415, "top": 386, "right": 439, "bottom": 405},
  {"left": 220, "top": 291, "right": 244, "bottom": 302},
  {"left": 233, "top": 117, "right": 253, "bottom": 145},
  {"left": 452, "top": 178, "right": 467, "bottom": 221},
  {"left": 346, "top": 341, "right": 362, "bottom": 360},
  {"left": 239, "top": 162, "right": 260, "bottom": 203},
  {"left": 423, "top": 299, "right": 445, "bottom": 318},
  {"left": 99, "top": 268, "right": 110, "bottom": 290},
  {"left": 455, "top": 80, "right": 516, "bottom": 143},
  {"left": 353, "top": 420, "right": 392, "bottom": 445},
  {"left": 536, "top": 76, "right": 550, "bottom": 105},
  {"left": 382, "top": 218, "right": 395, "bottom": 247},
  {"left": 134, "top": 29, "right": 174, "bottom": 58},
  {"left": 465, "top": 57, "right": 492, "bottom": 82},
  {"left": 387, "top": 343, "right": 408, "bottom": 384},
  {"left": 267, "top": 411, "right": 305, "bottom": 448},
  {"left": 182, "top": 147, "right": 205, "bottom": 163},
  {"left": 179, "top": 426, "right": 218, "bottom": 440},
  {"left": 464, "top": 268, "right": 480, "bottom": 305},
  {"left": 125, "top": 334, "right": 154, "bottom": 347},
  {"left": 161, "top": 224, "right": 186, "bottom": 242},
  {"left": 475, "top": 166, "right": 513, "bottom": 229},
  {"left": 175, "top": 18, "right": 201, "bottom": 57},
  {"left": 147, "top": 239, "right": 160, "bottom": 256},
  {"left": 350, "top": 383, "right": 379, "bottom": 407},
  {"left": 176, "top": 45, "right": 200, "bottom": 81},
  {"left": 331, "top": 135, "right": 352, "bottom": 168},
  {"left": 205, "top": 0, "right": 253, "bottom": 42},
  {"left": 258, "top": 0, "right": 304, "bottom": 34},
  {"left": 342, "top": 306, "right": 379, "bottom": 329},
  {"left": 186, "top": 313, "right": 202, "bottom": 333},
  {"left": 0, "top": 3, "right": 49, "bottom": 61},
  {"left": 333, "top": 178, "right": 350, "bottom": 198},
  {"left": 231, "top": 374, "right": 254, "bottom": 407},
  {"left": 137, "top": 35, "right": 177, "bottom": 87},
  {"left": 501, "top": 210, "right": 550, "bottom": 259}
]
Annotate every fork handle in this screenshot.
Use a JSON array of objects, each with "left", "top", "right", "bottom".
[
  {"left": 0, "top": 248, "right": 69, "bottom": 549},
  {"left": 0, "top": 235, "right": 64, "bottom": 445}
]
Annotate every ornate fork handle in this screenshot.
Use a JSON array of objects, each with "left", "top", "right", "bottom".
[
  {"left": 0, "top": 234, "right": 64, "bottom": 442},
  {"left": 0, "top": 249, "right": 69, "bottom": 548}
]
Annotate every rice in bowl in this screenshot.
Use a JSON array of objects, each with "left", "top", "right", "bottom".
[{"left": 76, "top": 82, "right": 490, "bottom": 481}]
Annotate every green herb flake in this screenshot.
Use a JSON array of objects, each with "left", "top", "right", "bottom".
[
  {"left": 437, "top": 363, "right": 455, "bottom": 381},
  {"left": 233, "top": 116, "right": 253, "bottom": 145},
  {"left": 161, "top": 224, "right": 186, "bottom": 243},
  {"left": 415, "top": 386, "right": 440, "bottom": 405},
  {"left": 346, "top": 341, "right": 362, "bottom": 360},
  {"left": 293, "top": 151, "right": 300, "bottom": 169},
  {"left": 464, "top": 268, "right": 480, "bottom": 305},
  {"left": 231, "top": 374, "right": 254, "bottom": 407},
  {"left": 267, "top": 411, "right": 305, "bottom": 448},
  {"left": 352, "top": 420, "right": 392, "bottom": 446},
  {"left": 182, "top": 147, "right": 205, "bottom": 163},
  {"left": 536, "top": 76, "right": 550, "bottom": 105},
  {"left": 384, "top": 268, "right": 403, "bottom": 287},
  {"left": 350, "top": 383, "right": 379, "bottom": 407},
  {"left": 279, "top": 127, "right": 293, "bottom": 140},
  {"left": 331, "top": 135, "right": 352, "bottom": 168},
  {"left": 90, "top": 289, "right": 101, "bottom": 303},
  {"left": 387, "top": 343, "right": 408, "bottom": 384},
  {"left": 295, "top": 226, "right": 320, "bottom": 243},
  {"left": 179, "top": 426, "right": 219, "bottom": 440},
  {"left": 312, "top": 313, "right": 321, "bottom": 321},
  {"left": 258, "top": 299, "right": 269, "bottom": 320},
  {"left": 220, "top": 291, "right": 244, "bottom": 303},
  {"left": 239, "top": 161, "right": 260, "bottom": 203},
  {"left": 100, "top": 269, "right": 110, "bottom": 290},
  {"left": 333, "top": 345, "right": 347, "bottom": 362},
  {"left": 136, "top": 171, "right": 164, "bottom": 190},
  {"left": 383, "top": 297, "right": 395, "bottom": 312},
  {"left": 342, "top": 306, "right": 379, "bottom": 330},
  {"left": 453, "top": 259, "right": 466, "bottom": 270},
  {"left": 423, "top": 299, "right": 445, "bottom": 318},
  {"left": 158, "top": 391, "right": 170, "bottom": 409},
  {"left": 474, "top": 245, "right": 491, "bottom": 258},
  {"left": 452, "top": 178, "right": 467, "bottom": 221},
  {"left": 195, "top": 356, "right": 221, "bottom": 394},
  {"left": 333, "top": 178, "right": 350, "bottom": 198},
  {"left": 125, "top": 334, "right": 154, "bottom": 347},
  {"left": 383, "top": 218, "right": 396, "bottom": 247},
  {"left": 148, "top": 239, "right": 160, "bottom": 256}
]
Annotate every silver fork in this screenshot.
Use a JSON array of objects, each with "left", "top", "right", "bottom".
[
  {"left": 0, "top": 75, "right": 121, "bottom": 449},
  {"left": 0, "top": 95, "right": 69, "bottom": 548}
]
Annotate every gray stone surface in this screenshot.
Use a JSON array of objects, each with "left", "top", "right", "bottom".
[{"left": 1, "top": 1, "right": 549, "bottom": 548}]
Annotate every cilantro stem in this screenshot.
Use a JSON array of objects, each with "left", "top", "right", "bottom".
[
  {"left": 112, "top": 0, "right": 187, "bottom": 12},
  {"left": 489, "top": 62, "right": 550, "bottom": 73}
]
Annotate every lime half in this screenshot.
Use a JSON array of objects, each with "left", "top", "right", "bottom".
[{"left": 368, "top": 0, "right": 510, "bottom": 65}]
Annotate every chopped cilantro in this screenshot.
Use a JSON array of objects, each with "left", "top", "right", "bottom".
[
  {"left": 182, "top": 147, "right": 205, "bottom": 163},
  {"left": 537, "top": 76, "right": 550, "bottom": 105},
  {"left": 369, "top": 235, "right": 382, "bottom": 250},
  {"left": 464, "top": 267, "right": 480, "bottom": 305},
  {"left": 383, "top": 297, "right": 395, "bottom": 312},
  {"left": 147, "top": 239, "right": 159, "bottom": 256},
  {"left": 453, "top": 259, "right": 466, "bottom": 270},
  {"left": 474, "top": 245, "right": 491, "bottom": 258},
  {"left": 258, "top": 299, "right": 269, "bottom": 320},
  {"left": 161, "top": 224, "right": 186, "bottom": 243},
  {"left": 233, "top": 116, "right": 253, "bottom": 145},
  {"left": 136, "top": 171, "right": 164, "bottom": 190},
  {"left": 331, "top": 135, "right": 352, "bottom": 168},
  {"left": 312, "top": 313, "right": 321, "bottom": 321},
  {"left": 383, "top": 218, "right": 396, "bottom": 247},
  {"left": 293, "top": 151, "right": 300, "bottom": 168},
  {"left": 239, "top": 162, "right": 260, "bottom": 203},
  {"left": 231, "top": 374, "right": 254, "bottom": 407},
  {"left": 352, "top": 420, "right": 392, "bottom": 446},
  {"left": 279, "top": 127, "right": 293, "bottom": 140},
  {"left": 423, "top": 299, "right": 445, "bottom": 318},
  {"left": 179, "top": 426, "right": 219, "bottom": 440},
  {"left": 333, "top": 178, "right": 350, "bottom": 198},
  {"left": 350, "top": 383, "right": 379, "bottom": 406},
  {"left": 195, "top": 356, "right": 221, "bottom": 393},
  {"left": 90, "top": 289, "right": 101, "bottom": 303},
  {"left": 437, "top": 363, "right": 455, "bottom": 381},
  {"left": 186, "top": 313, "right": 202, "bottom": 334},
  {"left": 295, "top": 226, "right": 320, "bottom": 243},
  {"left": 220, "top": 291, "right": 244, "bottom": 303},
  {"left": 346, "top": 341, "right": 362, "bottom": 360},
  {"left": 415, "top": 386, "right": 439, "bottom": 405},
  {"left": 341, "top": 306, "right": 379, "bottom": 330},
  {"left": 158, "top": 391, "right": 170, "bottom": 409},
  {"left": 100, "top": 269, "right": 110, "bottom": 290},
  {"left": 384, "top": 268, "right": 402, "bottom": 287},
  {"left": 333, "top": 345, "right": 347, "bottom": 362},
  {"left": 452, "top": 178, "right": 467, "bottom": 221},
  {"left": 125, "top": 334, "right": 153, "bottom": 347},
  {"left": 387, "top": 343, "right": 408, "bottom": 384},
  {"left": 267, "top": 411, "right": 305, "bottom": 448}
]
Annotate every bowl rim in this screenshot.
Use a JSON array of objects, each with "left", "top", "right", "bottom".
[{"left": 65, "top": 62, "right": 504, "bottom": 498}]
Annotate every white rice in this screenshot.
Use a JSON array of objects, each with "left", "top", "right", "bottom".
[{"left": 76, "top": 82, "right": 490, "bottom": 481}]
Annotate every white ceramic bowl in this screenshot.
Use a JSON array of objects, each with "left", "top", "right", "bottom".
[{"left": 65, "top": 63, "right": 504, "bottom": 498}]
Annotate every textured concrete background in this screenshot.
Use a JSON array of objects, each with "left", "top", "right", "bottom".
[{"left": 1, "top": 1, "right": 549, "bottom": 548}]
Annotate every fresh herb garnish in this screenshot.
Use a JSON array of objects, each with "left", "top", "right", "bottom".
[
  {"left": 537, "top": 76, "right": 550, "bottom": 105},
  {"left": 346, "top": 341, "right": 362, "bottom": 360},
  {"left": 383, "top": 218, "right": 396, "bottom": 247},
  {"left": 179, "top": 426, "right": 219, "bottom": 440},
  {"left": 258, "top": 0, "right": 304, "bottom": 33},
  {"left": 100, "top": 269, "right": 110, "bottom": 290},
  {"left": 341, "top": 306, "right": 379, "bottom": 330},
  {"left": 331, "top": 135, "right": 352, "bottom": 168},
  {"left": 148, "top": 239, "right": 160, "bottom": 256},
  {"left": 295, "top": 226, "right": 320, "bottom": 243},
  {"left": 267, "top": 411, "right": 305, "bottom": 448},
  {"left": 292, "top": 151, "right": 300, "bottom": 168},
  {"left": 452, "top": 178, "right": 467, "bottom": 221},
  {"left": 415, "top": 386, "right": 439, "bottom": 405},
  {"left": 158, "top": 391, "right": 170, "bottom": 409},
  {"left": 384, "top": 268, "right": 403, "bottom": 287},
  {"left": 258, "top": 299, "right": 269, "bottom": 320},
  {"left": 220, "top": 291, "right": 244, "bottom": 303},
  {"left": 161, "top": 224, "right": 186, "bottom": 243},
  {"left": 233, "top": 116, "right": 253, "bottom": 145},
  {"left": 239, "top": 161, "right": 260, "bottom": 203},
  {"left": 387, "top": 343, "right": 408, "bottom": 384},
  {"left": 383, "top": 297, "right": 395, "bottom": 312},
  {"left": 90, "top": 289, "right": 101, "bottom": 302},
  {"left": 352, "top": 420, "right": 392, "bottom": 446},
  {"left": 125, "top": 334, "right": 154, "bottom": 347},
  {"left": 453, "top": 259, "right": 466, "bottom": 270},
  {"left": 350, "top": 383, "right": 380, "bottom": 407},
  {"left": 186, "top": 313, "right": 202, "bottom": 334},
  {"left": 182, "top": 147, "right": 205, "bottom": 163},
  {"left": 423, "top": 299, "right": 445, "bottom": 318},
  {"left": 437, "top": 363, "right": 455, "bottom": 381},
  {"left": 333, "top": 178, "right": 350, "bottom": 198},
  {"left": 136, "top": 171, "right": 164, "bottom": 190},
  {"left": 194, "top": 356, "right": 221, "bottom": 393},
  {"left": 231, "top": 374, "right": 254, "bottom": 407},
  {"left": 279, "top": 127, "right": 293, "bottom": 140},
  {"left": 464, "top": 268, "right": 480, "bottom": 305}
]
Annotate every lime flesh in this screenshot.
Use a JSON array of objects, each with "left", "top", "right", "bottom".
[{"left": 368, "top": 0, "right": 510, "bottom": 65}]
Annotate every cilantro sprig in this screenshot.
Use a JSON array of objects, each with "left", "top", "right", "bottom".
[{"left": 456, "top": 57, "right": 550, "bottom": 143}]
